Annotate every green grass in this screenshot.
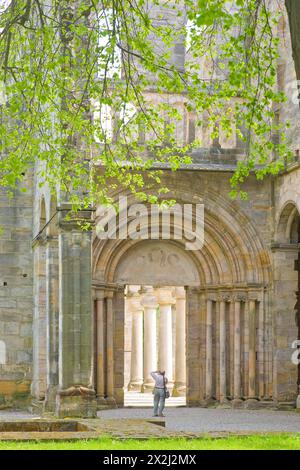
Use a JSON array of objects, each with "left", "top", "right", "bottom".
[{"left": 0, "top": 434, "right": 300, "bottom": 450}]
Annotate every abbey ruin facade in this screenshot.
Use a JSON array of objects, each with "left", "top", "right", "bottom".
[{"left": 0, "top": 3, "right": 300, "bottom": 417}]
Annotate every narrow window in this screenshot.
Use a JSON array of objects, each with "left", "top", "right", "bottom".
[{"left": 0, "top": 341, "right": 6, "bottom": 365}]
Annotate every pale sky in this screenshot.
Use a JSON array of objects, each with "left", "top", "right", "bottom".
[{"left": 0, "top": 0, "right": 11, "bottom": 11}]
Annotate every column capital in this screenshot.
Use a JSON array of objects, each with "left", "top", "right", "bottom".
[
  {"left": 126, "top": 285, "right": 141, "bottom": 296},
  {"left": 126, "top": 287, "right": 143, "bottom": 312},
  {"left": 105, "top": 290, "right": 114, "bottom": 300},
  {"left": 94, "top": 289, "right": 106, "bottom": 301},
  {"left": 247, "top": 287, "right": 263, "bottom": 302},
  {"left": 248, "top": 294, "right": 258, "bottom": 302},
  {"left": 57, "top": 205, "right": 94, "bottom": 231},
  {"left": 186, "top": 286, "right": 202, "bottom": 295},
  {"left": 206, "top": 291, "right": 218, "bottom": 302},
  {"left": 174, "top": 286, "right": 186, "bottom": 300},
  {"left": 219, "top": 293, "right": 231, "bottom": 303},
  {"left": 232, "top": 293, "right": 247, "bottom": 303},
  {"left": 155, "top": 286, "right": 176, "bottom": 305},
  {"left": 141, "top": 289, "right": 158, "bottom": 310}
]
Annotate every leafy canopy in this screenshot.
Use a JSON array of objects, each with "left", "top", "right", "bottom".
[{"left": 0, "top": 0, "right": 292, "bottom": 208}]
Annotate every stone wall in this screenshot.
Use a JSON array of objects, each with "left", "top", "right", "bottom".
[
  {"left": 93, "top": 167, "right": 275, "bottom": 407},
  {"left": 270, "top": 1, "right": 300, "bottom": 404},
  {"left": 0, "top": 172, "right": 34, "bottom": 408},
  {"left": 1, "top": 0, "right": 300, "bottom": 412},
  {"left": 277, "top": 7, "right": 300, "bottom": 155},
  {"left": 272, "top": 166, "right": 300, "bottom": 403},
  {"left": 1, "top": 149, "right": 299, "bottom": 410}
]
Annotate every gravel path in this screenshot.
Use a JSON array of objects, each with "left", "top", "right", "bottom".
[
  {"left": 99, "top": 407, "right": 300, "bottom": 433},
  {"left": 0, "top": 411, "right": 36, "bottom": 421},
  {"left": 1, "top": 408, "right": 300, "bottom": 433}
]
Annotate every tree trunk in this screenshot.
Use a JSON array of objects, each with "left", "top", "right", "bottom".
[{"left": 285, "top": 1, "right": 300, "bottom": 86}]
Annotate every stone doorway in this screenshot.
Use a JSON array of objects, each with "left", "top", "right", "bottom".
[
  {"left": 30, "top": 185, "right": 274, "bottom": 417},
  {"left": 93, "top": 235, "right": 272, "bottom": 409},
  {"left": 124, "top": 285, "right": 187, "bottom": 407},
  {"left": 91, "top": 188, "right": 273, "bottom": 410},
  {"left": 274, "top": 202, "right": 300, "bottom": 404},
  {"left": 293, "top": 212, "right": 300, "bottom": 398},
  {"left": 93, "top": 240, "right": 201, "bottom": 408}
]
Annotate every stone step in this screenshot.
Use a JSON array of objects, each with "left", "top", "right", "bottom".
[{"left": 124, "top": 392, "right": 186, "bottom": 407}]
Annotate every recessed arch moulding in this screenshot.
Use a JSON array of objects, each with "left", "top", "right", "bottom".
[{"left": 91, "top": 182, "right": 274, "bottom": 408}]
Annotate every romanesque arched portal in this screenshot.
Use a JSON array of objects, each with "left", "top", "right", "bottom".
[{"left": 92, "top": 186, "right": 272, "bottom": 409}]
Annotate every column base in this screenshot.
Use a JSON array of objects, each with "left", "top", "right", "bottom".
[
  {"left": 257, "top": 400, "right": 278, "bottom": 410},
  {"left": 277, "top": 400, "right": 297, "bottom": 411},
  {"left": 244, "top": 398, "right": 259, "bottom": 410},
  {"left": 128, "top": 381, "right": 143, "bottom": 392},
  {"left": 105, "top": 396, "right": 117, "bottom": 408},
  {"left": 172, "top": 383, "right": 186, "bottom": 397},
  {"left": 97, "top": 396, "right": 108, "bottom": 409},
  {"left": 44, "top": 386, "right": 58, "bottom": 413},
  {"left": 55, "top": 387, "right": 97, "bottom": 418},
  {"left": 141, "top": 383, "right": 155, "bottom": 393},
  {"left": 30, "top": 398, "right": 46, "bottom": 415},
  {"left": 231, "top": 398, "right": 244, "bottom": 409},
  {"left": 202, "top": 397, "right": 217, "bottom": 407},
  {"left": 296, "top": 395, "right": 300, "bottom": 409},
  {"left": 217, "top": 398, "right": 231, "bottom": 408},
  {"left": 166, "top": 381, "right": 174, "bottom": 391}
]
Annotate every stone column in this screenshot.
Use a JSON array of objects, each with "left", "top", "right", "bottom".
[
  {"left": 264, "top": 290, "right": 272, "bottom": 400},
  {"left": 128, "top": 287, "right": 144, "bottom": 391},
  {"left": 45, "top": 235, "right": 59, "bottom": 412},
  {"left": 258, "top": 297, "right": 265, "bottom": 399},
  {"left": 106, "top": 293, "right": 116, "bottom": 405},
  {"left": 112, "top": 286, "right": 126, "bottom": 406},
  {"left": 233, "top": 296, "right": 243, "bottom": 406},
  {"left": 141, "top": 287, "right": 158, "bottom": 392},
  {"left": 157, "top": 287, "right": 175, "bottom": 386},
  {"left": 32, "top": 237, "right": 47, "bottom": 408},
  {"left": 248, "top": 298, "right": 257, "bottom": 402},
  {"left": 242, "top": 299, "right": 249, "bottom": 400},
  {"left": 96, "top": 291, "right": 106, "bottom": 406},
  {"left": 219, "top": 296, "right": 228, "bottom": 403},
  {"left": 55, "top": 209, "right": 96, "bottom": 418},
  {"left": 173, "top": 287, "right": 186, "bottom": 396},
  {"left": 186, "top": 287, "right": 203, "bottom": 405},
  {"left": 205, "top": 298, "right": 213, "bottom": 401}
]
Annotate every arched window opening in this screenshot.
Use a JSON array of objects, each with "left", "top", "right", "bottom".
[
  {"left": 290, "top": 212, "right": 300, "bottom": 243},
  {"left": 0, "top": 340, "right": 6, "bottom": 365}
]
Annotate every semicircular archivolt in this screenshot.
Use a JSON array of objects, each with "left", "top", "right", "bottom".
[{"left": 92, "top": 187, "right": 271, "bottom": 287}]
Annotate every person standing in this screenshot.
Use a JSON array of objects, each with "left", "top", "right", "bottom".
[{"left": 151, "top": 370, "right": 168, "bottom": 417}]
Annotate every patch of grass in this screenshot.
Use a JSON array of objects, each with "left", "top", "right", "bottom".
[{"left": 0, "top": 434, "right": 300, "bottom": 450}]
